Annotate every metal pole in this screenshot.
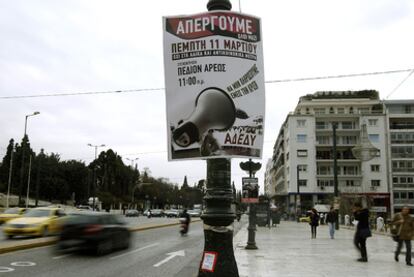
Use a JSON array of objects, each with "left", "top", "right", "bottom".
[
  {"left": 245, "top": 159, "right": 258, "bottom": 250},
  {"left": 25, "top": 155, "right": 32, "bottom": 208},
  {"left": 18, "top": 116, "right": 29, "bottom": 205},
  {"left": 92, "top": 146, "right": 97, "bottom": 211},
  {"left": 297, "top": 164, "right": 300, "bottom": 221},
  {"left": 6, "top": 148, "right": 14, "bottom": 208},
  {"left": 332, "top": 123, "right": 340, "bottom": 230},
  {"left": 333, "top": 123, "right": 338, "bottom": 197}
]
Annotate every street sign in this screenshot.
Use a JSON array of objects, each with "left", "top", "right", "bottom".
[
  {"left": 163, "top": 11, "right": 265, "bottom": 161},
  {"left": 241, "top": 177, "right": 258, "bottom": 203}
]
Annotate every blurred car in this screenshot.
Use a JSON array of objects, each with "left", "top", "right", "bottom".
[
  {"left": 125, "top": 210, "right": 139, "bottom": 217},
  {"left": 188, "top": 209, "right": 202, "bottom": 217},
  {"left": 3, "top": 207, "right": 66, "bottom": 239},
  {"left": 299, "top": 216, "right": 311, "bottom": 223},
  {"left": 0, "top": 207, "right": 28, "bottom": 224},
  {"left": 77, "top": 205, "right": 92, "bottom": 211},
  {"left": 164, "top": 209, "right": 180, "bottom": 218},
  {"left": 56, "top": 212, "right": 130, "bottom": 255},
  {"left": 150, "top": 209, "right": 164, "bottom": 217}
]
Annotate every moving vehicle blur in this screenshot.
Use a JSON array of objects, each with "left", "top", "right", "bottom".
[
  {"left": 125, "top": 209, "right": 139, "bottom": 217},
  {"left": 187, "top": 209, "right": 201, "bottom": 217},
  {"left": 164, "top": 209, "right": 180, "bottom": 218},
  {"left": 0, "top": 207, "right": 28, "bottom": 224},
  {"left": 149, "top": 209, "right": 164, "bottom": 217},
  {"left": 3, "top": 207, "right": 66, "bottom": 238},
  {"left": 56, "top": 212, "right": 130, "bottom": 255}
]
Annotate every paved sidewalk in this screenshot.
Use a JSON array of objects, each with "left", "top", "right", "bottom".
[{"left": 234, "top": 221, "right": 413, "bottom": 277}]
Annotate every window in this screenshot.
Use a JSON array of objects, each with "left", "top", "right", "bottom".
[
  {"left": 346, "top": 180, "right": 355, "bottom": 187},
  {"left": 371, "top": 180, "right": 381, "bottom": 187},
  {"left": 368, "top": 119, "right": 378, "bottom": 126},
  {"left": 317, "top": 180, "right": 334, "bottom": 187},
  {"left": 371, "top": 165, "right": 380, "bottom": 172},
  {"left": 343, "top": 166, "right": 358, "bottom": 175},
  {"left": 368, "top": 134, "right": 380, "bottom": 143},
  {"left": 342, "top": 121, "right": 354, "bottom": 129},
  {"left": 349, "top": 107, "right": 354, "bottom": 114},
  {"left": 316, "top": 136, "right": 330, "bottom": 145},
  {"left": 297, "top": 150, "right": 308, "bottom": 157},
  {"left": 329, "top": 107, "right": 335, "bottom": 114},
  {"left": 286, "top": 152, "right": 289, "bottom": 160},
  {"left": 358, "top": 108, "right": 370, "bottom": 114},
  {"left": 342, "top": 136, "right": 357, "bottom": 145},
  {"left": 337, "top": 108, "right": 345, "bottom": 114},
  {"left": 298, "top": 165, "right": 307, "bottom": 172},
  {"left": 297, "top": 120, "right": 306, "bottom": 127},
  {"left": 316, "top": 121, "right": 327, "bottom": 129},
  {"left": 298, "top": 180, "right": 307, "bottom": 187},
  {"left": 317, "top": 165, "right": 331, "bottom": 175},
  {"left": 393, "top": 177, "right": 398, "bottom": 184},
  {"left": 297, "top": 134, "right": 307, "bottom": 143},
  {"left": 314, "top": 108, "right": 325, "bottom": 115}
]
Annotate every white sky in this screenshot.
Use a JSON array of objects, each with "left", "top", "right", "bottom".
[{"left": 1, "top": 0, "right": 413, "bottom": 193}]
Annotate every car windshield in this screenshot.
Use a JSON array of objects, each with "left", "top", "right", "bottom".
[
  {"left": 3, "top": 208, "right": 20, "bottom": 214},
  {"left": 24, "top": 209, "right": 51, "bottom": 217}
]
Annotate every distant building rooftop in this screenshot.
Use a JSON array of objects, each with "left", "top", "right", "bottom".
[{"left": 299, "top": 90, "right": 379, "bottom": 103}]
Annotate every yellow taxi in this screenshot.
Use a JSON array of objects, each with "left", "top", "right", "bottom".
[
  {"left": 0, "top": 207, "right": 28, "bottom": 224},
  {"left": 3, "top": 207, "right": 66, "bottom": 239}
]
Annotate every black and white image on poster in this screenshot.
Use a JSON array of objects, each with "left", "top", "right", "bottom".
[{"left": 163, "top": 11, "right": 265, "bottom": 161}]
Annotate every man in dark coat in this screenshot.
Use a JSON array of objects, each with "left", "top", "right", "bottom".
[
  {"left": 326, "top": 207, "right": 337, "bottom": 239},
  {"left": 353, "top": 202, "right": 371, "bottom": 262},
  {"left": 392, "top": 206, "right": 414, "bottom": 266},
  {"left": 309, "top": 208, "right": 319, "bottom": 239}
]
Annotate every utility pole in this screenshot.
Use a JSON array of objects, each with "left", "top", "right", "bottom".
[
  {"left": 6, "top": 148, "right": 14, "bottom": 208},
  {"left": 88, "top": 143, "right": 105, "bottom": 211},
  {"left": 18, "top": 111, "right": 40, "bottom": 205}
]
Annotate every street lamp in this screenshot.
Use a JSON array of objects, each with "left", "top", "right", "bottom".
[
  {"left": 19, "top": 111, "right": 40, "bottom": 205},
  {"left": 126, "top": 157, "right": 139, "bottom": 169},
  {"left": 87, "top": 143, "right": 105, "bottom": 211},
  {"left": 6, "top": 146, "right": 14, "bottom": 208}
]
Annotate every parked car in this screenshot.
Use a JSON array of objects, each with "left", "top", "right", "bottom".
[
  {"left": 125, "top": 210, "right": 139, "bottom": 217},
  {"left": 0, "top": 207, "right": 28, "bottom": 224},
  {"left": 150, "top": 209, "right": 164, "bottom": 217},
  {"left": 164, "top": 209, "right": 180, "bottom": 218},
  {"left": 77, "top": 205, "right": 92, "bottom": 211},
  {"left": 56, "top": 212, "right": 130, "bottom": 255},
  {"left": 3, "top": 207, "right": 66, "bottom": 238},
  {"left": 187, "top": 209, "right": 202, "bottom": 217}
]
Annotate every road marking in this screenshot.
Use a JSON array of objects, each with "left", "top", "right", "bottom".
[
  {"left": 109, "top": 243, "right": 159, "bottom": 260},
  {"left": 153, "top": 250, "right": 185, "bottom": 267},
  {"left": 0, "top": 267, "right": 14, "bottom": 272},
  {"left": 10, "top": 261, "right": 36, "bottom": 266},
  {"left": 52, "top": 254, "right": 72, "bottom": 260}
]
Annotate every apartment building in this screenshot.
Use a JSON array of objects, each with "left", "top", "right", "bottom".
[
  {"left": 265, "top": 90, "right": 390, "bottom": 217},
  {"left": 384, "top": 100, "right": 414, "bottom": 214}
]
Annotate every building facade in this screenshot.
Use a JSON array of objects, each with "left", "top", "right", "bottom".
[
  {"left": 384, "top": 100, "right": 414, "bottom": 214},
  {"left": 265, "top": 90, "right": 392, "bottom": 218}
]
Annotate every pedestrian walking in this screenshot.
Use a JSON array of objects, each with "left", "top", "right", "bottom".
[
  {"left": 309, "top": 208, "right": 319, "bottom": 239},
  {"left": 392, "top": 206, "right": 414, "bottom": 266},
  {"left": 326, "top": 207, "right": 337, "bottom": 239},
  {"left": 345, "top": 214, "right": 350, "bottom": 226},
  {"left": 353, "top": 202, "right": 371, "bottom": 262},
  {"left": 376, "top": 216, "right": 385, "bottom": 232}
]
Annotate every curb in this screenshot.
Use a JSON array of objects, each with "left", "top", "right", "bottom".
[{"left": 0, "top": 218, "right": 202, "bottom": 255}]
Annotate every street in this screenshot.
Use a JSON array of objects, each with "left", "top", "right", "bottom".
[{"left": 0, "top": 218, "right": 245, "bottom": 277}]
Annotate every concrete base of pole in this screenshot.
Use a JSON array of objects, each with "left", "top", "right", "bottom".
[{"left": 198, "top": 225, "right": 239, "bottom": 277}]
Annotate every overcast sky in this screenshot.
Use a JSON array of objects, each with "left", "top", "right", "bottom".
[{"left": 1, "top": 0, "right": 413, "bottom": 192}]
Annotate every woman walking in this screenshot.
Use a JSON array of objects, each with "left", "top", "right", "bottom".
[
  {"left": 392, "top": 206, "right": 414, "bottom": 266},
  {"left": 353, "top": 202, "right": 371, "bottom": 262},
  {"left": 309, "top": 208, "right": 319, "bottom": 239}
]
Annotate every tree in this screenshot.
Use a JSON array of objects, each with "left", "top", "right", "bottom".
[{"left": 0, "top": 139, "right": 15, "bottom": 192}]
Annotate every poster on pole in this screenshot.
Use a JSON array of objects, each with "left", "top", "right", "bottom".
[
  {"left": 163, "top": 11, "right": 265, "bottom": 161},
  {"left": 241, "top": 177, "right": 259, "bottom": 203}
]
